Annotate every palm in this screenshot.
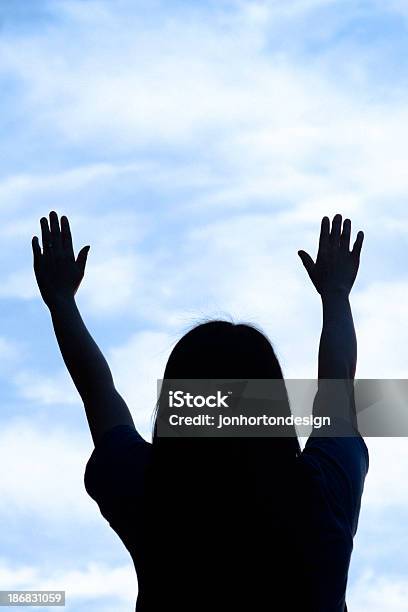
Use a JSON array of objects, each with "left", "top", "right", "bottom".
[
  {"left": 32, "top": 211, "right": 90, "bottom": 308},
  {"left": 298, "top": 214, "right": 364, "bottom": 296}
]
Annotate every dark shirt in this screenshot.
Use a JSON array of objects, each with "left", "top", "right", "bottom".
[{"left": 84, "top": 422, "right": 369, "bottom": 611}]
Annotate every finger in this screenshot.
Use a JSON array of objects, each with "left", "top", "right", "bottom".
[
  {"left": 40, "top": 216, "right": 52, "bottom": 254},
  {"left": 298, "top": 250, "right": 315, "bottom": 277},
  {"left": 61, "top": 215, "right": 74, "bottom": 255},
  {"left": 32, "top": 236, "right": 42, "bottom": 270},
  {"left": 330, "top": 213, "right": 342, "bottom": 247},
  {"left": 352, "top": 230, "right": 364, "bottom": 260},
  {"left": 75, "top": 245, "right": 91, "bottom": 277},
  {"left": 49, "top": 210, "right": 62, "bottom": 251},
  {"left": 340, "top": 218, "right": 351, "bottom": 251},
  {"left": 318, "top": 216, "right": 330, "bottom": 253}
]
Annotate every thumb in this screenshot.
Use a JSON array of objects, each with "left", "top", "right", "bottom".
[
  {"left": 297, "top": 250, "right": 315, "bottom": 276},
  {"left": 76, "top": 245, "right": 90, "bottom": 277}
]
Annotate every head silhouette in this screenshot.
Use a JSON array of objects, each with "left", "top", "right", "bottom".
[
  {"left": 163, "top": 319, "right": 285, "bottom": 379},
  {"left": 152, "top": 319, "right": 301, "bottom": 457}
]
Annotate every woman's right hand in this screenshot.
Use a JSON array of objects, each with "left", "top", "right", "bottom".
[
  {"left": 298, "top": 214, "right": 364, "bottom": 297},
  {"left": 32, "top": 211, "right": 90, "bottom": 309}
]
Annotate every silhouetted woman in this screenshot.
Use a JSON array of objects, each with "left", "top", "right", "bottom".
[{"left": 32, "top": 212, "right": 368, "bottom": 611}]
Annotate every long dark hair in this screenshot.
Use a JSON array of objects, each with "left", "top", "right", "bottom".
[{"left": 152, "top": 319, "right": 301, "bottom": 454}]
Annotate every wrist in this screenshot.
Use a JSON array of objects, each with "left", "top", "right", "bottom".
[
  {"left": 47, "top": 293, "right": 76, "bottom": 313},
  {"left": 320, "top": 287, "right": 350, "bottom": 302}
]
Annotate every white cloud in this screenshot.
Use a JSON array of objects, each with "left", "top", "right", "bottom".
[
  {"left": 358, "top": 438, "right": 408, "bottom": 508},
  {"left": 349, "top": 570, "right": 408, "bottom": 612},
  {"left": 0, "top": 164, "right": 131, "bottom": 210},
  {"left": 1, "top": 0, "right": 408, "bottom": 215},
  {"left": 0, "top": 336, "right": 24, "bottom": 373},
  {"left": 353, "top": 281, "right": 408, "bottom": 378},
  {"left": 0, "top": 559, "right": 135, "bottom": 608},
  {"left": 107, "top": 329, "right": 177, "bottom": 439},
  {"left": 0, "top": 419, "right": 95, "bottom": 521},
  {"left": 81, "top": 253, "right": 148, "bottom": 315},
  {"left": 0, "top": 267, "right": 39, "bottom": 300},
  {"left": 12, "top": 368, "right": 79, "bottom": 405}
]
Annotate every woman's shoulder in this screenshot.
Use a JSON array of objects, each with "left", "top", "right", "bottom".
[{"left": 84, "top": 423, "right": 152, "bottom": 501}]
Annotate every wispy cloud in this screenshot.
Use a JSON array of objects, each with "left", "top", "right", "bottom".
[
  {"left": 0, "top": 559, "right": 135, "bottom": 611},
  {"left": 0, "top": 419, "right": 93, "bottom": 521},
  {"left": 349, "top": 570, "right": 408, "bottom": 612}
]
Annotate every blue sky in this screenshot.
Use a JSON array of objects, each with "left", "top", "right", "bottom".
[{"left": 1, "top": 0, "right": 408, "bottom": 609}]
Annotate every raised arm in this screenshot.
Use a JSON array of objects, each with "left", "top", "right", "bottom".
[
  {"left": 298, "top": 214, "right": 364, "bottom": 427},
  {"left": 32, "top": 211, "right": 135, "bottom": 445}
]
